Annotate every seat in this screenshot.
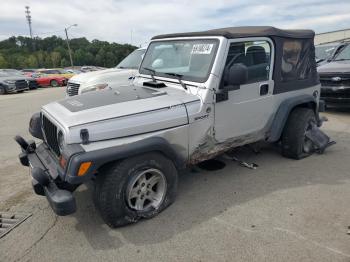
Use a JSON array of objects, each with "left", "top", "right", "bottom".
[
  {"left": 245, "top": 46, "right": 269, "bottom": 82},
  {"left": 246, "top": 46, "right": 267, "bottom": 65}
]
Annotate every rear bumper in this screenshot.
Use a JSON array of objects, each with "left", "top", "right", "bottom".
[{"left": 16, "top": 136, "right": 76, "bottom": 216}]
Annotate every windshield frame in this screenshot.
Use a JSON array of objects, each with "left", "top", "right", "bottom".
[{"left": 139, "top": 38, "right": 220, "bottom": 83}]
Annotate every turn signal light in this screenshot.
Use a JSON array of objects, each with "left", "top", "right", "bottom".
[{"left": 78, "top": 162, "right": 92, "bottom": 176}]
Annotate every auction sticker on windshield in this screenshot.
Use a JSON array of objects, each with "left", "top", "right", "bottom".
[{"left": 192, "top": 44, "right": 213, "bottom": 54}]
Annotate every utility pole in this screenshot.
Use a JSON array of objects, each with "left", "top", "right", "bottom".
[
  {"left": 25, "top": 6, "right": 35, "bottom": 50},
  {"left": 65, "top": 28, "right": 74, "bottom": 67},
  {"left": 64, "top": 24, "right": 77, "bottom": 67},
  {"left": 25, "top": 6, "right": 33, "bottom": 39}
]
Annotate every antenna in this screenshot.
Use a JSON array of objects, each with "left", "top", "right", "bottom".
[{"left": 25, "top": 6, "right": 33, "bottom": 39}]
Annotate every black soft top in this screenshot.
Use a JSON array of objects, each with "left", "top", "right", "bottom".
[{"left": 152, "top": 26, "right": 314, "bottom": 40}]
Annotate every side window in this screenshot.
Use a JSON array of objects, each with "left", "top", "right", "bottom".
[
  {"left": 223, "top": 40, "right": 271, "bottom": 85},
  {"left": 281, "top": 40, "right": 312, "bottom": 81}
]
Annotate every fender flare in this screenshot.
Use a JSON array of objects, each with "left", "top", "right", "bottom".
[
  {"left": 267, "top": 94, "right": 317, "bottom": 142},
  {"left": 65, "top": 137, "right": 186, "bottom": 184}
]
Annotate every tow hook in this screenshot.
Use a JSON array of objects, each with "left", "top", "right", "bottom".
[
  {"left": 14, "top": 135, "right": 36, "bottom": 152},
  {"left": 14, "top": 135, "right": 36, "bottom": 167}
]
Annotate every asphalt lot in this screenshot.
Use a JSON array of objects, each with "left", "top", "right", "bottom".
[{"left": 0, "top": 87, "right": 350, "bottom": 262}]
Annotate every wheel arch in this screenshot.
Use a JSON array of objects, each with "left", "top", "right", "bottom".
[
  {"left": 267, "top": 94, "right": 318, "bottom": 142},
  {"left": 65, "top": 137, "right": 186, "bottom": 184}
]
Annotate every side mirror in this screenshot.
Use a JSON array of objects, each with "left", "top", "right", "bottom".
[{"left": 224, "top": 63, "right": 248, "bottom": 89}]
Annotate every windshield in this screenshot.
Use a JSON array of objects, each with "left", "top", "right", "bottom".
[
  {"left": 116, "top": 49, "right": 146, "bottom": 69},
  {"left": 140, "top": 39, "right": 219, "bottom": 83},
  {"left": 315, "top": 43, "right": 338, "bottom": 60},
  {"left": 334, "top": 44, "right": 350, "bottom": 61}
]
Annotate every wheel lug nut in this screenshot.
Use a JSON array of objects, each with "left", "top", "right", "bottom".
[
  {"left": 141, "top": 183, "right": 145, "bottom": 187},
  {"left": 147, "top": 184, "right": 150, "bottom": 188},
  {"left": 146, "top": 191, "right": 150, "bottom": 195},
  {"left": 137, "top": 190, "right": 141, "bottom": 194}
]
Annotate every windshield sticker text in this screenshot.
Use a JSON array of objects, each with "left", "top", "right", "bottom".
[{"left": 191, "top": 44, "right": 213, "bottom": 55}]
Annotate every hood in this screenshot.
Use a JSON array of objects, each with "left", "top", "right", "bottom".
[
  {"left": 0, "top": 76, "right": 27, "bottom": 82},
  {"left": 17, "top": 75, "right": 34, "bottom": 81},
  {"left": 317, "top": 61, "right": 350, "bottom": 74},
  {"left": 69, "top": 67, "right": 136, "bottom": 84},
  {"left": 42, "top": 84, "right": 199, "bottom": 144}
]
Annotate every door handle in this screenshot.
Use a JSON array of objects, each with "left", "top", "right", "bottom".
[{"left": 260, "top": 84, "right": 269, "bottom": 96}]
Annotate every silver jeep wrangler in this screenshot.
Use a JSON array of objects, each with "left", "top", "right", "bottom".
[{"left": 16, "top": 26, "right": 328, "bottom": 227}]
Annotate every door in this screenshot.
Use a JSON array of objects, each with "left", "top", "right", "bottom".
[{"left": 214, "top": 38, "right": 275, "bottom": 142}]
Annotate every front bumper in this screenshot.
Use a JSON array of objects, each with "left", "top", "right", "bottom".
[
  {"left": 15, "top": 136, "right": 76, "bottom": 216},
  {"left": 321, "top": 86, "right": 350, "bottom": 107},
  {"left": 4, "top": 84, "right": 29, "bottom": 93}
]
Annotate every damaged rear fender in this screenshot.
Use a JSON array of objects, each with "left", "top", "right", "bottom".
[{"left": 267, "top": 94, "right": 318, "bottom": 142}]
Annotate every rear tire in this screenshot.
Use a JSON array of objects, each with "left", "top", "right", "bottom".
[
  {"left": 50, "top": 80, "right": 59, "bottom": 87},
  {"left": 94, "top": 152, "right": 178, "bottom": 227},
  {"left": 281, "top": 107, "right": 316, "bottom": 159}
]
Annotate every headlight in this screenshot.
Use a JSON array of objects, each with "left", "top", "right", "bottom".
[
  {"left": 57, "top": 130, "right": 65, "bottom": 152},
  {"left": 29, "top": 112, "right": 43, "bottom": 140},
  {"left": 81, "top": 83, "right": 108, "bottom": 94},
  {"left": 4, "top": 80, "right": 15, "bottom": 84}
]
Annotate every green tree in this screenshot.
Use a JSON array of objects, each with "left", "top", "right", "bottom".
[
  {"left": 26, "top": 55, "right": 38, "bottom": 68},
  {"left": 60, "top": 58, "right": 69, "bottom": 67},
  {"left": 0, "top": 54, "right": 8, "bottom": 68},
  {"left": 0, "top": 35, "right": 137, "bottom": 69},
  {"left": 50, "top": 51, "right": 61, "bottom": 67}
]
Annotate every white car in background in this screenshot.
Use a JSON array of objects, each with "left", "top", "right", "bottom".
[{"left": 66, "top": 47, "right": 146, "bottom": 96}]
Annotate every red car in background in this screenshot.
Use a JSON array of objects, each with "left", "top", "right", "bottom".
[{"left": 32, "top": 73, "right": 67, "bottom": 87}]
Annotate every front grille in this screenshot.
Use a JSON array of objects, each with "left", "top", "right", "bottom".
[
  {"left": 321, "top": 88, "right": 350, "bottom": 98},
  {"left": 319, "top": 74, "right": 350, "bottom": 87},
  {"left": 15, "top": 80, "right": 28, "bottom": 90},
  {"left": 42, "top": 115, "right": 60, "bottom": 157},
  {"left": 67, "top": 82, "right": 80, "bottom": 96}
]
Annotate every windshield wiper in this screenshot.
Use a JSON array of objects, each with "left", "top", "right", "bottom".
[
  {"left": 163, "top": 72, "right": 187, "bottom": 90},
  {"left": 142, "top": 67, "right": 157, "bottom": 82}
]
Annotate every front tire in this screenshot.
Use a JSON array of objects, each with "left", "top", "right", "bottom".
[
  {"left": 94, "top": 153, "right": 178, "bottom": 227},
  {"left": 281, "top": 107, "right": 316, "bottom": 159},
  {"left": 0, "top": 86, "right": 7, "bottom": 95}
]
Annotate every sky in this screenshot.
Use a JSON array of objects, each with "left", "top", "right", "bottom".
[{"left": 1, "top": 0, "right": 350, "bottom": 46}]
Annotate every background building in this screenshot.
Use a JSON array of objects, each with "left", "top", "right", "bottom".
[{"left": 315, "top": 28, "right": 350, "bottom": 45}]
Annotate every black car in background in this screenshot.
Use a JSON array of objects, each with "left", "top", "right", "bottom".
[
  {"left": 0, "top": 69, "right": 38, "bottom": 90},
  {"left": 0, "top": 70, "right": 30, "bottom": 94},
  {"left": 318, "top": 42, "right": 350, "bottom": 108}
]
